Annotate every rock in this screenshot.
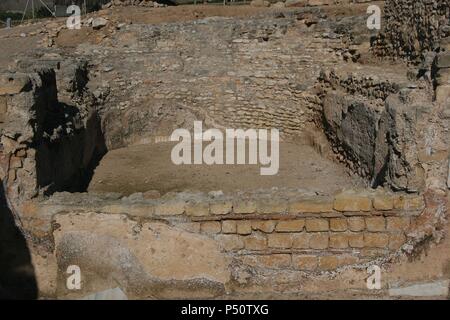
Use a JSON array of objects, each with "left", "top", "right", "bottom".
[{"left": 92, "top": 18, "right": 108, "bottom": 30}]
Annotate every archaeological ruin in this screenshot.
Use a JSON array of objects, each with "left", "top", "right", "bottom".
[{"left": 0, "top": 0, "right": 449, "bottom": 299}]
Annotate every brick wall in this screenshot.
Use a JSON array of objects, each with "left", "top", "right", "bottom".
[{"left": 37, "top": 188, "right": 424, "bottom": 277}]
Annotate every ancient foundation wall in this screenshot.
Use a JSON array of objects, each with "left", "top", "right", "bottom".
[
  {"left": 26, "top": 188, "right": 425, "bottom": 298},
  {"left": 372, "top": 0, "right": 450, "bottom": 62}
]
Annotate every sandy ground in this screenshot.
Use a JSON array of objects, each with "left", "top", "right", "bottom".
[{"left": 88, "top": 141, "right": 364, "bottom": 195}]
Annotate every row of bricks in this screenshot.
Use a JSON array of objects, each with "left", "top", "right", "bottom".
[
  {"left": 215, "top": 231, "right": 406, "bottom": 251},
  {"left": 152, "top": 193, "right": 424, "bottom": 216},
  {"left": 193, "top": 216, "right": 411, "bottom": 234},
  {"left": 239, "top": 253, "right": 363, "bottom": 271}
]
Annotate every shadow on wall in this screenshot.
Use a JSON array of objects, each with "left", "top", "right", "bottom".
[{"left": 0, "top": 183, "right": 37, "bottom": 300}]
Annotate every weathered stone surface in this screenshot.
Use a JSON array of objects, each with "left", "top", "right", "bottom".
[
  {"left": 305, "top": 218, "right": 329, "bottom": 232},
  {"left": 292, "top": 255, "right": 317, "bottom": 270},
  {"left": 329, "top": 218, "right": 347, "bottom": 232},
  {"left": 252, "top": 220, "right": 276, "bottom": 233},
  {"left": 275, "top": 219, "right": 305, "bottom": 232},
  {"left": 334, "top": 192, "right": 372, "bottom": 212},
  {"left": 364, "top": 233, "right": 389, "bottom": 248},
  {"left": 288, "top": 197, "right": 333, "bottom": 213},
  {"left": 0, "top": 73, "right": 31, "bottom": 95},
  {"left": 365, "top": 217, "right": 386, "bottom": 232},
  {"left": 53, "top": 212, "right": 231, "bottom": 298}
]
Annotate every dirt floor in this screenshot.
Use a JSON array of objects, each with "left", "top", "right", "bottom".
[{"left": 88, "top": 141, "right": 365, "bottom": 195}]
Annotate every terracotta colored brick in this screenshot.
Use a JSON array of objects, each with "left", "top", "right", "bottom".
[
  {"left": 268, "top": 233, "right": 293, "bottom": 249},
  {"left": 308, "top": 233, "right": 329, "bottom": 249},
  {"left": 292, "top": 255, "right": 318, "bottom": 271},
  {"left": 288, "top": 197, "right": 333, "bottom": 213},
  {"left": 394, "top": 195, "right": 425, "bottom": 211},
  {"left": 252, "top": 220, "right": 276, "bottom": 233},
  {"left": 201, "top": 221, "right": 221, "bottom": 234},
  {"left": 364, "top": 233, "right": 389, "bottom": 248},
  {"left": 318, "top": 255, "right": 358, "bottom": 270},
  {"left": 236, "top": 221, "right": 252, "bottom": 235},
  {"left": 216, "top": 234, "right": 244, "bottom": 251},
  {"left": 233, "top": 200, "right": 257, "bottom": 214},
  {"left": 334, "top": 192, "right": 372, "bottom": 212},
  {"left": 210, "top": 200, "right": 232, "bottom": 215},
  {"left": 275, "top": 219, "right": 305, "bottom": 232},
  {"left": 257, "top": 254, "right": 291, "bottom": 269},
  {"left": 244, "top": 234, "right": 267, "bottom": 250},
  {"left": 256, "top": 198, "right": 287, "bottom": 214},
  {"left": 365, "top": 217, "right": 385, "bottom": 232},
  {"left": 348, "top": 217, "right": 365, "bottom": 231},
  {"left": 305, "top": 218, "right": 329, "bottom": 232},
  {"left": 389, "top": 233, "right": 406, "bottom": 250},
  {"left": 348, "top": 233, "right": 364, "bottom": 248},
  {"left": 373, "top": 195, "right": 394, "bottom": 210},
  {"left": 386, "top": 217, "right": 410, "bottom": 231},
  {"left": 329, "top": 233, "right": 348, "bottom": 249},
  {"left": 222, "top": 220, "right": 237, "bottom": 234},
  {"left": 292, "top": 233, "right": 309, "bottom": 249},
  {"left": 185, "top": 202, "right": 209, "bottom": 216},
  {"left": 330, "top": 218, "right": 347, "bottom": 232}
]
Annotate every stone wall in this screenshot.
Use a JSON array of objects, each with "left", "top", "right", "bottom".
[
  {"left": 372, "top": 0, "right": 450, "bottom": 62},
  {"left": 27, "top": 187, "right": 424, "bottom": 298},
  {"left": 0, "top": 63, "right": 106, "bottom": 205}
]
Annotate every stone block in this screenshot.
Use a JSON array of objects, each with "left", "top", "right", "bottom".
[
  {"left": 305, "top": 218, "right": 329, "bottom": 232},
  {"left": 308, "top": 233, "right": 329, "bottom": 249},
  {"left": 244, "top": 234, "right": 267, "bottom": 250},
  {"left": 348, "top": 233, "right": 364, "bottom": 248},
  {"left": 288, "top": 196, "right": 333, "bottom": 213},
  {"left": 233, "top": 200, "right": 256, "bottom": 214},
  {"left": 329, "top": 233, "right": 348, "bottom": 249},
  {"left": 252, "top": 220, "right": 276, "bottom": 233},
  {"left": 236, "top": 221, "right": 252, "bottom": 235},
  {"left": 185, "top": 201, "right": 209, "bottom": 217},
  {"left": 292, "top": 255, "right": 318, "bottom": 271},
  {"left": 256, "top": 254, "right": 291, "bottom": 269},
  {"left": 365, "top": 217, "right": 386, "bottom": 232},
  {"left": 292, "top": 233, "right": 309, "bottom": 249},
  {"left": 373, "top": 194, "right": 394, "bottom": 210},
  {"left": 393, "top": 195, "right": 425, "bottom": 211},
  {"left": 268, "top": 233, "right": 293, "bottom": 248},
  {"left": 201, "top": 221, "right": 221, "bottom": 234},
  {"left": 154, "top": 200, "right": 185, "bottom": 216},
  {"left": 347, "top": 217, "right": 365, "bottom": 231},
  {"left": 222, "top": 220, "right": 237, "bottom": 234},
  {"left": 256, "top": 198, "right": 287, "bottom": 214},
  {"left": 386, "top": 217, "right": 410, "bottom": 231},
  {"left": 329, "top": 218, "right": 347, "bottom": 231},
  {"left": 275, "top": 219, "right": 305, "bottom": 232},
  {"left": 210, "top": 200, "right": 232, "bottom": 215},
  {"left": 334, "top": 192, "right": 372, "bottom": 212},
  {"left": 364, "top": 233, "right": 389, "bottom": 248},
  {"left": 318, "top": 255, "right": 358, "bottom": 271}
]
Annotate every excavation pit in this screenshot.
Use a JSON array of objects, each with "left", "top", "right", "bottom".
[{"left": 88, "top": 140, "right": 365, "bottom": 196}]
